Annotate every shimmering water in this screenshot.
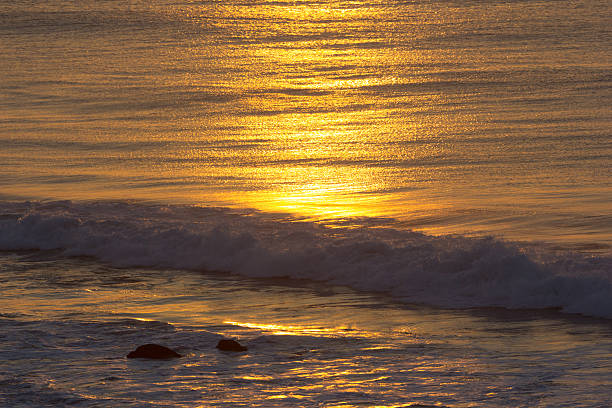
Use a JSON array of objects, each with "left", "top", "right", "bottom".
[
  {"left": 1, "top": 0, "right": 611, "bottom": 249},
  {"left": 1, "top": 0, "right": 612, "bottom": 406},
  {"left": 2, "top": 253, "right": 612, "bottom": 407}
]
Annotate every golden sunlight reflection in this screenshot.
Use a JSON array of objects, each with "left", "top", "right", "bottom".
[
  {"left": 223, "top": 320, "right": 366, "bottom": 337},
  {"left": 181, "top": 2, "right": 459, "bottom": 222}
]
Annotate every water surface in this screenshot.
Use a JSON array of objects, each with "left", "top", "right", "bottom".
[
  {"left": 1, "top": 0, "right": 611, "bottom": 250},
  {"left": 1, "top": 1, "right": 612, "bottom": 406}
]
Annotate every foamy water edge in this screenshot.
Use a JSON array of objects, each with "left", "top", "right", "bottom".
[{"left": 1, "top": 200, "right": 611, "bottom": 319}]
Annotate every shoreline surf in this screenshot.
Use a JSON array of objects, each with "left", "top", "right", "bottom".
[{"left": 2, "top": 199, "right": 610, "bottom": 320}]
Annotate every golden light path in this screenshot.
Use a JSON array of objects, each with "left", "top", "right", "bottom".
[
  {"left": 2, "top": 0, "right": 607, "bottom": 249},
  {"left": 177, "top": 1, "right": 460, "bottom": 222},
  {"left": 0, "top": 0, "right": 475, "bottom": 232},
  {"left": 223, "top": 320, "right": 366, "bottom": 337}
]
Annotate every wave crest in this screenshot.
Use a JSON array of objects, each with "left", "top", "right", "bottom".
[{"left": 1, "top": 200, "right": 611, "bottom": 318}]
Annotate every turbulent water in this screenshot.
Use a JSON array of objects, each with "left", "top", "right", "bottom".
[
  {"left": 1, "top": 0, "right": 612, "bottom": 406},
  {"left": 2, "top": 200, "right": 612, "bottom": 318}
]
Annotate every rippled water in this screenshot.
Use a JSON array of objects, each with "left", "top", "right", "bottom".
[
  {"left": 1, "top": 0, "right": 611, "bottom": 249},
  {"left": 1, "top": 0, "right": 612, "bottom": 406}
]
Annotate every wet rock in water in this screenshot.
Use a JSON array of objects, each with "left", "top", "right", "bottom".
[
  {"left": 127, "top": 344, "right": 182, "bottom": 359},
  {"left": 216, "top": 339, "right": 247, "bottom": 352}
]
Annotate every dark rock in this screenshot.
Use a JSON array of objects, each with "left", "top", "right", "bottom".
[
  {"left": 216, "top": 339, "right": 247, "bottom": 352},
  {"left": 127, "top": 344, "right": 182, "bottom": 359}
]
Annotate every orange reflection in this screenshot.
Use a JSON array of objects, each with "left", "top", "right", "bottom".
[
  {"left": 223, "top": 320, "right": 365, "bottom": 337},
  {"left": 179, "top": 2, "right": 455, "bottom": 222}
]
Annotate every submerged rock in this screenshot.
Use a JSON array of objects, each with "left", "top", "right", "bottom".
[
  {"left": 127, "top": 344, "right": 182, "bottom": 359},
  {"left": 216, "top": 339, "right": 247, "bottom": 352}
]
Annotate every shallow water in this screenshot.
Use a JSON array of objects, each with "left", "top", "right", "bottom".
[
  {"left": 1, "top": 200, "right": 612, "bottom": 406},
  {"left": 2, "top": 253, "right": 612, "bottom": 407}
]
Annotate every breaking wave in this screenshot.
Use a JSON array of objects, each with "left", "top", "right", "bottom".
[{"left": 1, "top": 200, "right": 611, "bottom": 318}]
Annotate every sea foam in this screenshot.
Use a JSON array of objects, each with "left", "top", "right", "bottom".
[{"left": 1, "top": 200, "right": 611, "bottom": 318}]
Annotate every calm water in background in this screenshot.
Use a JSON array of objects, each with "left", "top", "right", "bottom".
[
  {"left": 1, "top": 0, "right": 612, "bottom": 406},
  {"left": 1, "top": 0, "right": 611, "bottom": 249}
]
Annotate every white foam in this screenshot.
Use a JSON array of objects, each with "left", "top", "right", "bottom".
[{"left": 1, "top": 200, "right": 611, "bottom": 318}]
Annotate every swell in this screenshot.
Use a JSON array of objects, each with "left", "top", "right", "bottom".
[{"left": 1, "top": 200, "right": 611, "bottom": 319}]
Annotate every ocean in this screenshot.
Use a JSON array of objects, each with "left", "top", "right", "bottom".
[{"left": 1, "top": 0, "right": 611, "bottom": 406}]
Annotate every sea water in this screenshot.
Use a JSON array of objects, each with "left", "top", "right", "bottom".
[
  {"left": 2, "top": 250, "right": 612, "bottom": 407},
  {"left": 1, "top": 0, "right": 612, "bottom": 406}
]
